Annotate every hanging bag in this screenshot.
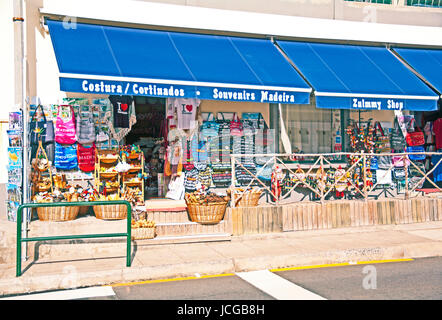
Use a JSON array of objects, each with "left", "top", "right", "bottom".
[
  {"left": 406, "top": 126, "right": 425, "bottom": 147},
  {"left": 374, "top": 121, "right": 391, "bottom": 153},
  {"left": 390, "top": 117, "right": 406, "bottom": 151},
  {"left": 55, "top": 105, "right": 77, "bottom": 144},
  {"left": 406, "top": 146, "right": 426, "bottom": 161},
  {"left": 77, "top": 143, "right": 96, "bottom": 172},
  {"left": 54, "top": 142, "right": 78, "bottom": 170},
  {"left": 29, "top": 104, "right": 54, "bottom": 145},
  {"left": 230, "top": 113, "right": 243, "bottom": 137},
  {"left": 200, "top": 112, "right": 220, "bottom": 138},
  {"left": 76, "top": 110, "right": 96, "bottom": 144}
]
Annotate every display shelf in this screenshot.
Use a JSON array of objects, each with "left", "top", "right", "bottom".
[
  {"left": 94, "top": 149, "right": 121, "bottom": 196},
  {"left": 121, "top": 150, "right": 145, "bottom": 203}
]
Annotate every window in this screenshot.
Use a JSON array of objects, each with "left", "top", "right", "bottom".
[{"left": 280, "top": 104, "right": 337, "bottom": 154}]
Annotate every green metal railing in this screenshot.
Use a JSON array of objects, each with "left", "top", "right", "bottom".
[{"left": 16, "top": 200, "right": 132, "bottom": 277}]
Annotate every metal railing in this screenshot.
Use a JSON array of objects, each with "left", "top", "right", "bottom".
[
  {"left": 16, "top": 200, "right": 132, "bottom": 277},
  {"left": 230, "top": 152, "right": 442, "bottom": 207}
]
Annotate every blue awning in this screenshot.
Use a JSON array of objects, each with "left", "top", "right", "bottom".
[
  {"left": 46, "top": 19, "right": 311, "bottom": 104},
  {"left": 392, "top": 47, "right": 442, "bottom": 98},
  {"left": 275, "top": 40, "right": 439, "bottom": 111}
]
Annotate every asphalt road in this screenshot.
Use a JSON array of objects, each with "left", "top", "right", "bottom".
[{"left": 88, "top": 256, "right": 442, "bottom": 300}]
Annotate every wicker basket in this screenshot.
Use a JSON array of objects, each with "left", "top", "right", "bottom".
[
  {"left": 93, "top": 204, "right": 127, "bottom": 220},
  {"left": 100, "top": 156, "right": 119, "bottom": 164},
  {"left": 131, "top": 227, "right": 155, "bottom": 240},
  {"left": 100, "top": 171, "right": 118, "bottom": 178},
  {"left": 237, "top": 191, "right": 262, "bottom": 207},
  {"left": 37, "top": 206, "right": 79, "bottom": 221},
  {"left": 186, "top": 201, "right": 228, "bottom": 225}
]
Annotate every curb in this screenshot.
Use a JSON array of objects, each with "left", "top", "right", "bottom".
[{"left": 1, "top": 241, "right": 442, "bottom": 296}]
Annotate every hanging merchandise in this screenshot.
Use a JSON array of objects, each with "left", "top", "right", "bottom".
[
  {"left": 29, "top": 105, "right": 55, "bottom": 145},
  {"left": 390, "top": 117, "right": 406, "bottom": 151},
  {"left": 172, "top": 98, "right": 200, "bottom": 130},
  {"left": 109, "top": 95, "right": 134, "bottom": 129},
  {"left": 76, "top": 108, "right": 96, "bottom": 144},
  {"left": 230, "top": 113, "right": 243, "bottom": 137},
  {"left": 334, "top": 166, "right": 347, "bottom": 198},
  {"left": 406, "top": 146, "right": 426, "bottom": 161},
  {"left": 406, "top": 126, "right": 425, "bottom": 147},
  {"left": 54, "top": 142, "right": 78, "bottom": 170},
  {"left": 432, "top": 118, "right": 442, "bottom": 150},
  {"left": 55, "top": 105, "right": 77, "bottom": 144},
  {"left": 184, "top": 167, "right": 199, "bottom": 192},
  {"left": 373, "top": 122, "right": 391, "bottom": 153},
  {"left": 77, "top": 143, "right": 96, "bottom": 172},
  {"left": 200, "top": 112, "right": 220, "bottom": 138},
  {"left": 196, "top": 162, "right": 213, "bottom": 190},
  {"left": 392, "top": 155, "right": 410, "bottom": 168},
  {"left": 191, "top": 135, "right": 209, "bottom": 163}
]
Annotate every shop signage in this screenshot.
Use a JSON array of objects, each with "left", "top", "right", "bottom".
[
  {"left": 59, "top": 77, "right": 310, "bottom": 105},
  {"left": 315, "top": 94, "right": 437, "bottom": 111},
  {"left": 352, "top": 98, "right": 404, "bottom": 111}
]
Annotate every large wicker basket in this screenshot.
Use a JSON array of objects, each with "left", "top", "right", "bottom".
[
  {"left": 131, "top": 227, "right": 155, "bottom": 240},
  {"left": 37, "top": 206, "right": 79, "bottom": 221},
  {"left": 186, "top": 201, "right": 228, "bottom": 225},
  {"left": 93, "top": 204, "right": 127, "bottom": 220},
  {"left": 237, "top": 191, "right": 262, "bottom": 207}
]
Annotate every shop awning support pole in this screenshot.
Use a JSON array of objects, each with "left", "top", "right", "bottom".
[{"left": 14, "top": 0, "right": 28, "bottom": 263}]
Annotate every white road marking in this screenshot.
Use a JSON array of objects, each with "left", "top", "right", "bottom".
[
  {"left": 0, "top": 286, "right": 115, "bottom": 300},
  {"left": 236, "top": 270, "right": 326, "bottom": 300}
]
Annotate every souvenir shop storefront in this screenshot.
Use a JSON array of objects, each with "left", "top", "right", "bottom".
[{"left": 7, "top": 17, "right": 442, "bottom": 240}]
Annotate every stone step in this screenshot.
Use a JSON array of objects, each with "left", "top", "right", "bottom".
[{"left": 155, "top": 221, "right": 229, "bottom": 237}]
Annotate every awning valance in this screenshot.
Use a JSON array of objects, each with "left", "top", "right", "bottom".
[
  {"left": 46, "top": 19, "right": 311, "bottom": 104},
  {"left": 275, "top": 40, "right": 439, "bottom": 111}
]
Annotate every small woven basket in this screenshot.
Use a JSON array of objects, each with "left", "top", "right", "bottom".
[
  {"left": 131, "top": 227, "right": 155, "bottom": 240},
  {"left": 37, "top": 206, "right": 79, "bottom": 221},
  {"left": 93, "top": 204, "right": 127, "bottom": 220},
  {"left": 237, "top": 191, "right": 262, "bottom": 207},
  {"left": 100, "top": 172, "right": 118, "bottom": 178},
  {"left": 186, "top": 201, "right": 228, "bottom": 225}
]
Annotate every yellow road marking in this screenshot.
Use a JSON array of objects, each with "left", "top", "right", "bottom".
[
  {"left": 109, "top": 273, "right": 235, "bottom": 288},
  {"left": 270, "top": 258, "right": 414, "bottom": 272},
  {"left": 108, "top": 258, "right": 414, "bottom": 288}
]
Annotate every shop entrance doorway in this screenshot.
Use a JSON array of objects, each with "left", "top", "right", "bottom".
[{"left": 125, "top": 97, "right": 166, "bottom": 198}]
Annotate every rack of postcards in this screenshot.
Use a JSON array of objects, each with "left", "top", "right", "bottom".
[{"left": 6, "top": 111, "right": 24, "bottom": 222}]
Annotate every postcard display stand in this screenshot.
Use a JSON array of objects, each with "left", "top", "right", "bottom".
[{"left": 6, "top": 111, "right": 24, "bottom": 222}]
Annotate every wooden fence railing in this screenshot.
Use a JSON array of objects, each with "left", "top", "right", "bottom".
[{"left": 230, "top": 152, "right": 442, "bottom": 207}]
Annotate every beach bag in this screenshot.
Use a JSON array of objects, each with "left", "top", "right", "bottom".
[
  {"left": 374, "top": 122, "right": 391, "bottom": 153},
  {"left": 191, "top": 137, "right": 208, "bottom": 163},
  {"left": 392, "top": 167, "right": 406, "bottom": 181},
  {"left": 390, "top": 118, "right": 406, "bottom": 151},
  {"left": 217, "top": 112, "right": 233, "bottom": 135},
  {"left": 200, "top": 113, "right": 219, "bottom": 138},
  {"left": 406, "top": 127, "right": 425, "bottom": 146},
  {"left": 377, "top": 155, "right": 392, "bottom": 170},
  {"left": 76, "top": 111, "right": 96, "bottom": 144},
  {"left": 230, "top": 113, "right": 243, "bottom": 137},
  {"left": 375, "top": 169, "right": 392, "bottom": 185},
  {"left": 29, "top": 104, "right": 54, "bottom": 145},
  {"left": 370, "top": 156, "right": 379, "bottom": 170},
  {"left": 55, "top": 105, "right": 77, "bottom": 144},
  {"left": 256, "top": 165, "right": 272, "bottom": 181},
  {"left": 77, "top": 143, "right": 96, "bottom": 172},
  {"left": 392, "top": 155, "right": 410, "bottom": 168},
  {"left": 54, "top": 142, "right": 78, "bottom": 170},
  {"left": 184, "top": 168, "right": 199, "bottom": 191},
  {"left": 406, "top": 146, "right": 426, "bottom": 161}
]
